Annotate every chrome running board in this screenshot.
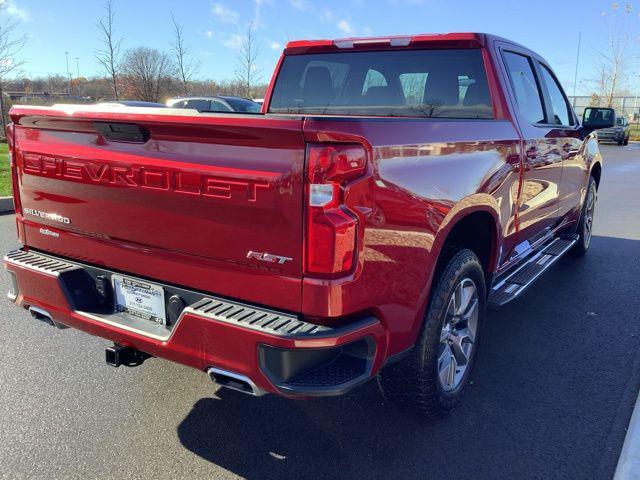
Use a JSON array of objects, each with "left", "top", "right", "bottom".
[{"left": 488, "top": 234, "right": 579, "bottom": 308}]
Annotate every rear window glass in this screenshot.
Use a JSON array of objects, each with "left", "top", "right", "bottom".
[{"left": 268, "top": 49, "right": 493, "bottom": 119}]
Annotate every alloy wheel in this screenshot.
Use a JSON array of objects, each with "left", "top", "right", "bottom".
[
  {"left": 437, "top": 278, "right": 479, "bottom": 392},
  {"left": 583, "top": 184, "right": 596, "bottom": 248}
]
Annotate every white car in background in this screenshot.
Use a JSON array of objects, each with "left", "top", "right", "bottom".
[{"left": 166, "top": 95, "right": 261, "bottom": 113}]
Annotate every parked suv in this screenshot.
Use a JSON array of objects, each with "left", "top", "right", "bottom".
[
  {"left": 584, "top": 107, "right": 630, "bottom": 146},
  {"left": 4, "top": 33, "right": 607, "bottom": 417},
  {"left": 600, "top": 116, "right": 631, "bottom": 146}
]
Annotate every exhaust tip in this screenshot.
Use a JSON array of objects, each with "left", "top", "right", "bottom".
[
  {"left": 27, "top": 306, "right": 67, "bottom": 329},
  {"left": 29, "top": 306, "right": 54, "bottom": 325},
  {"left": 207, "top": 367, "right": 266, "bottom": 396}
]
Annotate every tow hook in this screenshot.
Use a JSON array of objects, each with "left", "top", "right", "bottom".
[{"left": 105, "top": 344, "right": 151, "bottom": 368}]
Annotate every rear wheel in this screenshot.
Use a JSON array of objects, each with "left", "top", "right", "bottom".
[
  {"left": 573, "top": 176, "right": 597, "bottom": 256},
  {"left": 378, "top": 249, "right": 486, "bottom": 417}
]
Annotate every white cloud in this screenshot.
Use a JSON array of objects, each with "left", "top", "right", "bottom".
[
  {"left": 205, "top": 30, "right": 214, "bottom": 38},
  {"left": 212, "top": 3, "right": 239, "bottom": 24},
  {"left": 222, "top": 33, "right": 244, "bottom": 49},
  {"left": 253, "top": 0, "right": 270, "bottom": 28},
  {"left": 337, "top": 19, "right": 353, "bottom": 34},
  {"left": 320, "top": 9, "right": 333, "bottom": 21},
  {"left": 388, "top": 0, "right": 426, "bottom": 4},
  {"left": 1, "top": 0, "right": 29, "bottom": 21},
  {"left": 289, "top": 0, "right": 310, "bottom": 9},
  {"left": 362, "top": 26, "right": 373, "bottom": 36},
  {"left": 269, "top": 41, "right": 281, "bottom": 50}
]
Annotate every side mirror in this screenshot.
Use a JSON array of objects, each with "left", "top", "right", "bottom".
[{"left": 582, "top": 107, "right": 616, "bottom": 130}]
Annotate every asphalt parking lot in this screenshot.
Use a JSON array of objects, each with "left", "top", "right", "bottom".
[{"left": 0, "top": 144, "right": 639, "bottom": 480}]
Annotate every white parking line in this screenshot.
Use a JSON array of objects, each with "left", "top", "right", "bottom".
[{"left": 615, "top": 390, "right": 640, "bottom": 479}]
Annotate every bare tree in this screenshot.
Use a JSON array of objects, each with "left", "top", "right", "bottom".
[
  {"left": 0, "top": 5, "right": 26, "bottom": 133},
  {"left": 170, "top": 14, "right": 199, "bottom": 96},
  {"left": 96, "top": 0, "right": 122, "bottom": 100},
  {"left": 234, "top": 23, "right": 261, "bottom": 98},
  {"left": 589, "top": 34, "right": 630, "bottom": 108},
  {"left": 43, "top": 75, "right": 68, "bottom": 94},
  {"left": 121, "top": 47, "right": 174, "bottom": 102}
]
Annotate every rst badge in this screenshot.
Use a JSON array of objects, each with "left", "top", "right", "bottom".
[{"left": 246, "top": 251, "right": 293, "bottom": 265}]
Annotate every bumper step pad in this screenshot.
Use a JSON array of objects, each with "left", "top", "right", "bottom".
[
  {"left": 188, "top": 298, "right": 334, "bottom": 338},
  {"left": 4, "top": 249, "right": 367, "bottom": 340},
  {"left": 488, "top": 234, "right": 578, "bottom": 308},
  {"left": 5, "top": 250, "right": 79, "bottom": 275}
]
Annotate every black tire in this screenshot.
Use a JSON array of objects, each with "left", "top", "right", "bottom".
[
  {"left": 617, "top": 137, "right": 624, "bottom": 146},
  {"left": 624, "top": 135, "right": 629, "bottom": 146},
  {"left": 377, "top": 248, "right": 486, "bottom": 418},
  {"left": 572, "top": 175, "right": 597, "bottom": 257}
]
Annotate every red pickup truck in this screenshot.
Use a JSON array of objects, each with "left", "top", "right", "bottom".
[{"left": 4, "top": 33, "right": 607, "bottom": 417}]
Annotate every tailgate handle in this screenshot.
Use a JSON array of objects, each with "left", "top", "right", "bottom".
[{"left": 94, "top": 122, "right": 150, "bottom": 143}]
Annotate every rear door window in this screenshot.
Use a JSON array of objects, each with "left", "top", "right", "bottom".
[
  {"left": 185, "top": 99, "right": 210, "bottom": 112},
  {"left": 209, "top": 100, "right": 232, "bottom": 112},
  {"left": 502, "top": 51, "right": 545, "bottom": 124},
  {"left": 223, "top": 97, "right": 261, "bottom": 112},
  {"left": 269, "top": 49, "right": 493, "bottom": 118},
  {"left": 539, "top": 64, "right": 572, "bottom": 126}
]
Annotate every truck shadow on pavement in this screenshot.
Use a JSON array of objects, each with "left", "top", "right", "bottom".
[
  {"left": 177, "top": 235, "right": 640, "bottom": 480},
  {"left": 178, "top": 385, "right": 424, "bottom": 479}
]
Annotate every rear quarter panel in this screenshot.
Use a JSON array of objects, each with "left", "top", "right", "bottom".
[{"left": 302, "top": 117, "right": 521, "bottom": 355}]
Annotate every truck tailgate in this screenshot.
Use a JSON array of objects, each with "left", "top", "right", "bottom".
[{"left": 10, "top": 106, "right": 305, "bottom": 310}]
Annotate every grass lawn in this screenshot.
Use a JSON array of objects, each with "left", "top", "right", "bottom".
[
  {"left": 630, "top": 124, "right": 640, "bottom": 142},
  {"left": 0, "top": 143, "right": 11, "bottom": 197}
]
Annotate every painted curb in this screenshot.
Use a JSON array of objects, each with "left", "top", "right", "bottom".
[
  {"left": 0, "top": 196, "right": 13, "bottom": 213},
  {"left": 614, "top": 390, "right": 640, "bottom": 479}
]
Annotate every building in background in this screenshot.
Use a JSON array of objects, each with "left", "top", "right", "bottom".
[{"left": 569, "top": 95, "right": 640, "bottom": 122}]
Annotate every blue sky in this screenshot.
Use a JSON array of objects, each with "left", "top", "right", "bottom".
[{"left": 5, "top": 0, "right": 640, "bottom": 95}]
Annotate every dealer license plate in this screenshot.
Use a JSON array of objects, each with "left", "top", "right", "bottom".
[{"left": 112, "top": 274, "right": 167, "bottom": 325}]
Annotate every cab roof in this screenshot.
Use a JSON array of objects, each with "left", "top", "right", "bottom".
[{"left": 284, "top": 32, "right": 498, "bottom": 54}]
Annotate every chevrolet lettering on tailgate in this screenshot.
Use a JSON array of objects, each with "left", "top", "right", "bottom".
[{"left": 21, "top": 154, "right": 271, "bottom": 202}]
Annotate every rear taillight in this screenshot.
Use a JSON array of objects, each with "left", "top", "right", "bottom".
[
  {"left": 5, "top": 123, "right": 21, "bottom": 215},
  {"left": 6, "top": 123, "right": 13, "bottom": 159},
  {"left": 305, "top": 144, "right": 367, "bottom": 277}
]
